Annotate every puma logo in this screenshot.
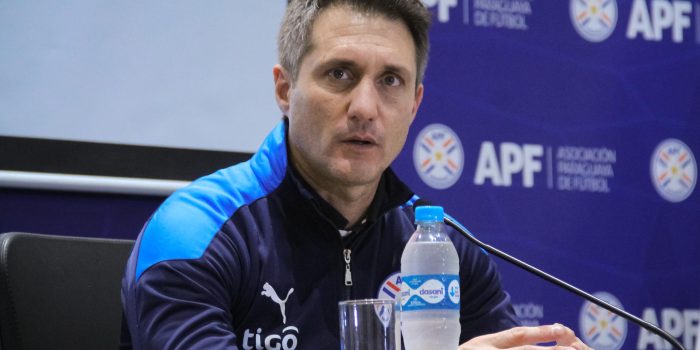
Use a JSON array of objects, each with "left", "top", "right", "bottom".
[{"left": 261, "top": 282, "right": 294, "bottom": 324}]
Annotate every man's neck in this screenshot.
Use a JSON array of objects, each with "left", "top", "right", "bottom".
[
  {"left": 292, "top": 162, "right": 380, "bottom": 228},
  {"left": 313, "top": 181, "right": 379, "bottom": 228}
]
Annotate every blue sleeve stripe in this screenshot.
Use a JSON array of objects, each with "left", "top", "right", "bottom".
[
  {"left": 134, "top": 121, "right": 288, "bottom": 281},
  {"left": 401, "top": 194, "right": 420, "bottom": 209}
]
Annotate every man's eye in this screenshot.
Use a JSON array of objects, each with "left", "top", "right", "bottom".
[
  {"left": 330, "top": 69, "right": 350, "bottom": 80},
  {"left": 383, "top": 75, "right": 401, "bottom": 87}
]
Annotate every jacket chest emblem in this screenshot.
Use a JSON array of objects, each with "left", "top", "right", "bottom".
[{"left": 261, "top": 282, "right": 295, "bottom": 324}]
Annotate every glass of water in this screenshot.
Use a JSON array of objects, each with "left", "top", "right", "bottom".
[{"left": 338, "top": 298, "right": 399, "bottom": 350}]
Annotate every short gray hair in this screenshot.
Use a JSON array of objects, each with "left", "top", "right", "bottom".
[{"left": 278, "top": 0, "right": 432, "bottom": 86}]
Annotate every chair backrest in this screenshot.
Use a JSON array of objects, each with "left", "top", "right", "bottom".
[{"left": 0, "top": 232, "right": 134, "bottom": 350}]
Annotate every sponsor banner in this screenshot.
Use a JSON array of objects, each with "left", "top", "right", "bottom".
[{"left": 398, "top": 2, "right": 700, "bottom": 349}]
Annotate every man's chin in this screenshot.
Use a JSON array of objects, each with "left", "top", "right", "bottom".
[{"left": 329, "top": 167, "right": 384, "bottom": 187}]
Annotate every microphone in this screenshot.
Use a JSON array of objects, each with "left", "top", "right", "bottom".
[{"left": 412, "top": 200, "right": 685, "bottom": 350}]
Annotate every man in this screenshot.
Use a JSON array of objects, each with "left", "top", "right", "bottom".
[{"left": 122, "top": 1, "right": 589, "bottom": 349}]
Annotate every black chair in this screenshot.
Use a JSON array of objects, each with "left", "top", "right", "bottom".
[{"left": 0, "top": 232, "right": 134, "bottom": 350}]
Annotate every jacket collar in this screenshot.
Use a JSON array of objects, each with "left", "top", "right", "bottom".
[{"left": 281, "top": 120, "right": 414, "bottom": 232}]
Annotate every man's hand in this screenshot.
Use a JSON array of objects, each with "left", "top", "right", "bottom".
[{"left": 458, "top": 324, "right": 591, "bottom": 350}]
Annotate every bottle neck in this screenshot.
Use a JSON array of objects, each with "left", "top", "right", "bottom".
[
  {"left": 412, "top": 220, "right": 449, "bottom": 243},
  {"left": 416, "top": 220, "right": 444, "bottom": 233}
]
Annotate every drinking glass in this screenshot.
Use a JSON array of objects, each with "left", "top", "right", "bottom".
[{"left": 338, "top": 298, "right": 399, "bottom": 350}]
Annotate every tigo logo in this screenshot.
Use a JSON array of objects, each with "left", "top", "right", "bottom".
[
  {"left": 651, "top": 138, "right": 696, "bottom": 203},
  {"left": 413, "top": 124, "right": 464, "bottom": 190},
  {"left": 570, "top": 0, "right": 618, "bottom": 42}
]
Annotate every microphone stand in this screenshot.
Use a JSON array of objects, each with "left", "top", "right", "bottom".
[{"left": 443, "top": 215, "right": 685, "bottom": 350}]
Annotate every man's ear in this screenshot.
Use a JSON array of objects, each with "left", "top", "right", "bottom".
[
  {"left": 409, "top": 83, "right": 424, "bottom": 124},
  {"left": 273, "top": 64, "right": 291, "bottom": 115}
]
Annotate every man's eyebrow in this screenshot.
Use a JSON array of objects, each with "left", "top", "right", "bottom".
[
  {"left": 384, "top": 64, "right": 412, "bottom": 77},
  {"left": 319, "top": 58, "right": 359, "bottom": 70},
  {"left": 320, "top": 59, "right": 412, "bottom": 77}
]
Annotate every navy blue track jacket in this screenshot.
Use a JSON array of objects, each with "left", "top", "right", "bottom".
[{"left": 121, "top": 120, "right": 519, "bottom": 349}]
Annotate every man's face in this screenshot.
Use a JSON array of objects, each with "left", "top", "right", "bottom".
[{"left": 275, "top": 5, "right": 424, "bottom": 189}]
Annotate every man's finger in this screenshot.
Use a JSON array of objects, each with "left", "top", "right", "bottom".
[
  {"left": 511, "top": 346, "right": 578, "bottom": 350},
  {"left": 550, "top": 324, "right": 593, "bottom": 350},
  {"left": 492, "top": 325, "right": 577, "bottom": 348},
  {"left": 560, "top": 337, "right": 592, "bottom": 350},
  {"left": 459, "top": 340, "right": 577, "bottom": 350},
  {"left": 551, "top": 323, "right": 578, "bottom": 345}
]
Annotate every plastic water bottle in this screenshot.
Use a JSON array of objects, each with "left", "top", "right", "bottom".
[{"left": 400, "top": 206, "right": 460, "bottom": 350}]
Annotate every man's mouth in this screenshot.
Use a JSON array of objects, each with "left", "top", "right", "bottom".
[
  {"left": 346, "top": 139, "right": 374, "bottom": 146},
  {"left": 343, "top": 134, "right": 378, "bottom": 146}
]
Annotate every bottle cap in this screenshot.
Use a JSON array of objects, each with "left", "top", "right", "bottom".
[{"left": 415, "top": 206, "right": 444, "bottom": 223}]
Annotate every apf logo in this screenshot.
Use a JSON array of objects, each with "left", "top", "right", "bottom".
[
  {"left": 579, "top": 292, "right": 628, "bottom": 350},
  {"left": 570, "top": 0, "right": 618, "bottom": 42},
  {"left": 638, "top": 307, "right": 700, "bottom": 350},
  {"left": 626, "top": 0, "right": 694, "bottom": 43},
  {"left": 413, "top": 124, "right": 464, "bottom": 190},
  {"left": 651, "top": 139, "right": 697, "bottom": 203},
  {"left": 473, "top": 141, "right": 543, "bottom": 188},
  {"left": 377, "top": 272, "right": 402, "bottom": 301},
  {"left": 422, "top": 0, "right": 458, "bottom": 23}
]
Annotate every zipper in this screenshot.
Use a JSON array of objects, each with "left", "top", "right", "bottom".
[{"left": 343, "top": 248, "right": 353, "bottom": 287}]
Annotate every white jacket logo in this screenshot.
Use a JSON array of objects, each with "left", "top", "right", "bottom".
[
  {"left": 242, "top": 283, "right": 298, "bottom": 350},
  {"left": 262, "top": 282, "right": 294, "bottom": 324}
]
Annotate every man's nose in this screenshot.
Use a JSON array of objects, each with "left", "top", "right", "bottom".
[{"left": 347, "top": 78, "right": 380, "bottom": 122}]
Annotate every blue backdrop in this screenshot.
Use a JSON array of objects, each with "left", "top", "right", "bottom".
[
  {"left": 391, "top": 1, "right": 700, "bottom": 350},
  {"left": 1, "top": 1, "right": 698, "bottom": 350}
]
